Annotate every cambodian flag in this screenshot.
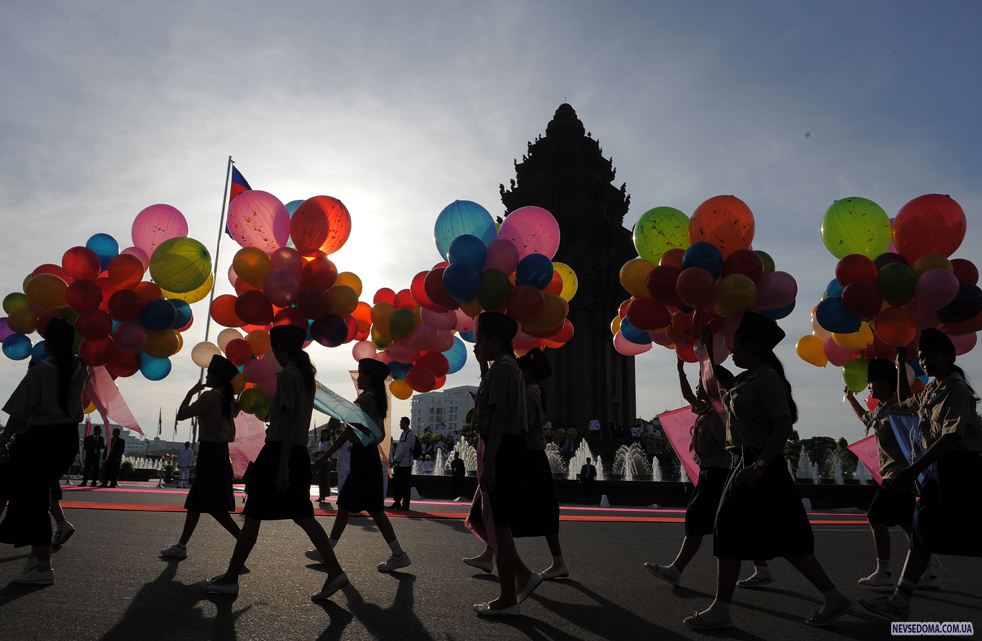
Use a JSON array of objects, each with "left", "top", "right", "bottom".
[{"left": 230, "top": 166, "right": 251, "bottom": 202}]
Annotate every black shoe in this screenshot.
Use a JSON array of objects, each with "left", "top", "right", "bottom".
[
  {"left": 388, "top": 502, "right": 402, "bottom": 510},
  {"left": 403, "top": 505, "right": 411, "bottom": 511}
]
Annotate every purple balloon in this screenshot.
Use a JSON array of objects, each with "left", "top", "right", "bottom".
[
  {"left": 756, "top": 271, "right": 798, "bottom": 310},
  {"left": 0, "top": 318, "right": 13, "bottom": 341},
  {"left": 485, "top": 239, "right": 520, "bottom": 274},
  {"left": 227, "top": 190, "right": 290, "bottom": 253},
  {"left": 914, "top": 268, "right": 960, "bottom": 312}
]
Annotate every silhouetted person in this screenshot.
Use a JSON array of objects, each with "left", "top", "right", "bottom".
[
  {"left": 451, "top": 452, "right": 466, "bottom": 499},
  {"left": 315, "top": 428, "right": 332, "bottom": 503},
  {"left": 389, "top": 417, "right": 415, "bottom": 510},
  {"left": 580, "top": 457, "right": 597, "bottom": 504},
  {"left": 101, "top": 428, "right": 125, "bottom": 488},
  {"left": 82, "top": 425, "right": 105, "bottom": 487},
  {"left": 177, "top": 442, "right": 193, "bottom": 488}
]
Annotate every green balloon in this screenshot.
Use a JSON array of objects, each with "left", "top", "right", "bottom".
[
  {"left": 477, "top": 269, "right": 512, "bottom": 310},
  {"left": 842, "top": 358, "right": 869, "bottom": 393},
  {"left": 754, "top": 250, "right": 775, "bottom": 274},
  {"left": 821, "top": 197, "right": 891, "bottom": 259},
  {"left": 149, "top": 237, "right": 212, "bottom": 294},
  {"left": 390, "top": 309, "right": 416, "bottom": 340},
  {"left": 2, "top": 292, "right": 29, "bottom": 314},
  {"left": 633, "top": 207, "right": 690, "bottom": 263},
  {"left": 876, "top": 263, "right": 916, "bottom": 307}
]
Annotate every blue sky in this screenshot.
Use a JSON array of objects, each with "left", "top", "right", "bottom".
[{"left": 1, "top": 1, "right": 980, "bottom": 443}]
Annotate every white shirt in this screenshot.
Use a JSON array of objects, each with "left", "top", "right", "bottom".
[
  {"left": 588, "top": 419, "right": 601, "bottom": 432},
  {"left": 177, "top": 448, "right": 194, "bottom": 467},
  {"left": 392, "top": 429, "right": 416, "bottom": 468}
]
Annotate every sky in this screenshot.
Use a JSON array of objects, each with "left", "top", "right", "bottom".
[{"left": 1, "top": 1, "right": 980, "bottom": 445}]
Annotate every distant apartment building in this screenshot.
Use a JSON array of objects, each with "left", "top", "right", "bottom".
[{"left": 410, "top": 385, "right": 478, "bottom": 433}]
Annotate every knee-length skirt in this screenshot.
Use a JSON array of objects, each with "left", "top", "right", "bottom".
[
  {"left": 513, "top": 448, "right": 560, "bottom": 538},
  {"left": 685, "top": 467, "right": 729, "bottom": 537},
  {"left": 242, "top": 443, "right": 313, "bottom": 520},
  {"left": 911, "top": 451, "right": 982, "bottom": 556},
  {"left": 185, "top": 441, "right": 235, "bottom": 513}
]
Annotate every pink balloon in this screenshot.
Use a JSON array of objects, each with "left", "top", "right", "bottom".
[
  {"left": 263, "top": 268, "right": 300, "bottom": 308},
  {"left": 386, "top": 338, "right": 420, "bottom": 363},
  {"left": 823, "top": 336, "right": 853, "bottom": 367},
  {"left": 913, "top": 269, "right": 960, "bottom": 313},
  {"left": 227, "top": 264, "right": 239, "bottom": 285},
  {"left": 514, "top": 330, "right": 540, "bottom": 351},
  {"left": 121, "top": 246, "right": 150, "bottom": 268},
  {"left": 227, "top": 191, "right": 290, "bottom": 253},
  {"left": 455, "top": 309, "right": 475, "bottom": 334},
  {"left": 113, "top": 322, "right": 149, "bottom": 353},
  {"left": 614, "top": 332, "right": 652, "bottom": 356},
  {"left": 485, "top": 239, "right": 520, "bottom": 274},
  {"left": 755, "top": 271, "right": 797, "bottom": 310},
  {"left": 952, "top": 332, "right": 977, "bottom": 356},
  {"left": 352, "top": 340, "right": 377, "bottom": 361},
  {"left": 420, "top": 307, "right": 457, "bottom": 330},
  {"left": 433, "top": 329, "right": 454, "bottom": 352},
  {"left": 131, "top": 204, "right": 188, "bottom": 256},
  {"left": 497, "top": 206, "right": 561, "bottom": 260}
]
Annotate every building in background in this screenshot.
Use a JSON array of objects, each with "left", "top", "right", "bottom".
[{"left": 410, "top": 385, "right": 479, "bottom": 433}]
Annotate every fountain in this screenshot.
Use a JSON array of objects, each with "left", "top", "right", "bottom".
[
  {"left": 544, "top": 443, "right": 569, "bottom": 476},
  {"left": 810, "top": 462, "right": 821, "bottom": 484},
  {"left": 796, "top": 450, "right": 813, "bottom": 480},
  {"left": 431, "top": 448, "right": 446, "bottom": 475},
  {"left": 612, "top": 443, "right": 652, "bottom": 481},
  {"left": 679, "top": 464, "right": 689, "bottom": 484},
  {"left": 411, "top": 459, "right": 422, "bottom": 475},
  {"left": 833, "top": 456, "right": 845, "bottom": 484},
  {"left": 856, "top": 461, "right": 870, "bottom": 484},
  {"left": 443, "top": 440, "right": 478, "bottom": 474},
  {"left": 651, "top": 457, "right": 662, "bottom": 482},
  {"left": 566, "top": 439, "right": 600, "bottom": 481}
]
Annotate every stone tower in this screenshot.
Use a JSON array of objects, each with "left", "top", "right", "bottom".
[{"left": 500, "top": 104, "right": 637, "bottom": 430}]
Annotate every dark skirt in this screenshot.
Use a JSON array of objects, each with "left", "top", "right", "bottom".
[
  {"left": 185, "top": 441, "right": 235, "bottom": 513},
  {"left": 514, "top": 448, "right": 560, "bottom": 538},
  {"left": 867, "top": 483, "right": 915, "bottom": 528},
  {"left": 467, "top": 434, "right": 526, "bottom": 528},
  {"left": 911, "top": 451, "right": 982, "bottom": 556},
  {"left": 713, "top": 453, "right": 814, "bottom": 560},
  {"left": 337, "top": 441, "right": 383, "bottom": 513},
  {"left": 685, "top": 467, "right": 730, "bottom": 537},
  {"left": 242, "top": 442, "right": 313, "bottom": 520},
  {"left": 0, "top": 424, "right": 79, "bottom": 547}
]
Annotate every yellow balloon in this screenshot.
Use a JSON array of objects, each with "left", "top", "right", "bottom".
[
  {"left": 24, "top": 273, "right": 69, "bottom": 309},
  {"left": 553, "top": 262, "right": 579, "bottom": 302},
  {"left": 84, "top": 401, "right": 96, "bottom": 415},
  {"left": 832, "top": 322, "right": 874, "bottom": 350},
  {"left": 335, "top": 272, "right": 362, "bottom": 297},
  {"left": 233, "top": 247, "right": 271, "bottom": 288},
  {"left": 619, "top": 258, "right": 655, "bottom": 299},
  {"left": 162, "top": 273, "right": 214, "bottom": 304},
  {"left": 330, "top": 285, "right": 359, "bottom": 316},
  {"left": 610, "top": 315, "right": 622, "bottom": 335},
  {"left": 796, "top": 334, "right": 828, "bottom": 368},
  {"left": 390, "top": 379, "right": 413, "bottom": 400},
  {"left": 145, "top": 329, "right": 180, "bottom": 358}
]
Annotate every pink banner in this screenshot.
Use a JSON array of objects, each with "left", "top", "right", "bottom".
[
  {"left": 658, "top": 406, "right": 700, "bottom": 486},
  {"left": 847, "top": 434, "right": 883, "bottom": 485},
  {"left": 84, "top": 365, "right": 143, "bottom": 436},
  {"left": 229, "top": 412, "right": 266, "bottom": 479}
]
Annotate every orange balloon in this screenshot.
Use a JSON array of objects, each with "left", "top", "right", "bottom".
[
  {"left": 233, "top": 248, "right": 271, "bottom": 288},
  {"left": 290, "top": 196, "right": 352, "bottom": 256},
  {"left": 689, "top": 195, "right": 755, "bottom": 258},
  {"left": 144, "top": 330, "right": 180, "bottom": 358},
  {"left": 390, "top": 379, "right": 413, "bottom": 400},
  {"left": 245, "top": 329, "right": 271, "bottom": 354},
  {"left": 873, "top": 307, "right": 917, "bottom": 347}
]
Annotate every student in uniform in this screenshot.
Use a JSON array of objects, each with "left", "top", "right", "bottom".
[
  {"left": 0, "top": 318, "right": 89, "bottom": 585},
  {"left": 81, "top": 425, "right": 105, "bottom": 487},
  {"left": 463, "top": 348, "right": 568, "bottom": 582},
  {"left": 314, "top": 428, "right": 333, "bottom": 503},
  {"left": 466, "top": 312, "right": 537, "bottom": 616},
  {"left": 684, "top": 312, "right": 851, "bottom": 630},
  {"left": 203, "top": 325, "right": 347, "bottom": 601},
  {"left": 160, "top": 355, "right": 242, "bottom": 561},
  {"left": 100, "top": 428, "right": 126, "bottom": 488},
  {"left": 844, "top": 358, "right": 937, "bottom": 588},
  {"left": 860, "top": 329, "right": 982, "bottom": 621},
  {"left": 318, "top": 358, "right": 411, "bottom": 573}
]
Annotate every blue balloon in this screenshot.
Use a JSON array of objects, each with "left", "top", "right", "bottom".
[
  {"left": 434, "top": 200, "right": 496, "bottom": 260},
  {"left": 443, "top": 336, "right": 468, "bottom": 375},
  {"left": 285, "top": 200, "right": 304, "bottom": 216},
  {"left": 448, "top": 234, "right": 488, "bottom": 269},
  {"left": 3, "top": 334, "right": 33, "bottom": 360},
  {"left": 86, "top": 233, "right": 119, "bottom": 270},
  {"left": 30, "top": 340, "right": 47, "bottom": 363},
  {"left": 459, "top": 330, "right": 475, "bottom": 343},
  {"left": 138, "top": 299, "right": 177, "bottom": 331},
  {"left": 442, "top": 263, "right": 480, "bottom": 303},
  {"left": 516, "top": 253, "right": 554, "bottom": 289},
  {"left": 815, "top": 297, "right": 860, "bottom": 334},
  {"left": 761, "top": 300, "right": 795, "bottom": 320},
  {"left": 139, "top": 353, "right": 172, "bottom": 381},
  {"left": 389, "top": 362, "right": 412, "bottom": 381},
  {"left": 169, "top": 299, "right": 192, "bottom": 329},
  {"left": 824, "top": 279, "right": 844, "bottom": 299},
  {"left": 619, "top": 318, "right": 652, "bottom": 346},
  {"left": 682, "top": 242, "right": 724, "bottom": 278}
]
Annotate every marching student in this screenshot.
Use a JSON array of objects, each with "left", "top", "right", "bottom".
[{"left": 861, "top": 330, "right": 982, "bottom": 621}]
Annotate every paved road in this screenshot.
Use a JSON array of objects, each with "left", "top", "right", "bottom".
[{"left": 0, "top": 487, "right": 979, "bottom": 641}]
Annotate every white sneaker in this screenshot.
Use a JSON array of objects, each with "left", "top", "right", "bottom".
[
  {"left": 377, "top": 552, "right": 411, "bottom": 573},
  {"left": 160, "top": 544, "right": 188, "bottom": 560},
  {"left": 858, "top": 570, "right": 893, "bottom": 588},
  {"left": 644, "top": 562, "right": 681, "bottom": 586},
  {"left": 541, "top": 564, "right": 570, "bottom": 580},
  {"left": 918, "top": 573, "right": 941, "bottom": 591},
  {"left": 737, "top": 571, "right": 774, "bottom": 588},
  {"left": 52, "top": 522, "right": 76, "bottom": 547},
  {"left": 14, "top": 567, "right": 55, "bottom": 585}
]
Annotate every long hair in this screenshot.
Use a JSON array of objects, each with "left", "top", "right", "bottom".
[
  {"left": 952, "top": 365, "right": 980, "bottom": 401},
  {"left": 763, "top": 350, "right": 798, "bottom": 424},
  {"left": 362, "top": 372, "right": 388, "bottom": 418},
  {"left": 288, "top": 348, "right": 316, "bottom": 392},
  {"left": 45, "top": 319, "right": 77, "bottom": 414}
]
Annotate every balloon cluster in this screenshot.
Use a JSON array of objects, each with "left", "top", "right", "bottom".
[
  {"left": 354, "top": 200, "right": 577, "bottom": 400},
  {"left": 196, "top": 192, "right": 358, "bottom": 419},
  {"left": 611, "top": 196, "right": 796, "bottom": 361},
  {"left": 0, "top": 204, "right": 211, "bottom": 384},
  {"left": 796, "top": 195, "right": 978, "bottom": 393}
]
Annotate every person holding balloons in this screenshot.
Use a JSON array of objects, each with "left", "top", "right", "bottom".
[
  {"left": 860, "top": 330, "right": 982, "bottom": 621},
  {"left": 843, "top": 358, "right": 938, "bottom": 589},
  {"left": 318, "top": 358, "right": 412, "bottom": 574},
  {"left": 685, "top": 313, "right": 851, "bottom": 630},
  {"left": 160, "top": 355, "right": 242, "bottom": 562},
  {"left": 203, "top": 325, "right": 348, "bottom": 602},
  {"left": 0, "top": 318, "right": 89, "bottom": 585}
]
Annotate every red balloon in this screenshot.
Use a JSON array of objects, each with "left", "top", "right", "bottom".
[
  {"left": 406, "top": 367, "right": 437, "bottom": 393},
  {"left": 506, "top": 284, "right": 545, "bottom": 322},
  {"left": 211, "top": 294, "right": 245, "bottom": 328},
  {"left": 543, "top": 271, "right": 564, "bottom": 296},
  {"left": 626, "top": 298, "right": 671, "bottom": 331},
  {"left": 300, "top": 254, "right": 338, "bottom": 290},
  {"left": 894, "top": 194, "right": 967, "bottom": 262},
  {"left": 32, "top": 263, "right": 73, "bottom": 284},
  {"left": 225, "top": 338, "right": 253, "bottom": 366},
  {"left": 112, "top": 322, "right": 148, "bottom": 353},
  {"left": 394, "top": 289, "right": 416, "bottom": 310},
  {"left": 273, "top": 307, "right": 309, "bottom": 328},
  {"left": 951, "top": 258, "right": 979, "bottom": 285},
  {"left": 269, "top": 247, "right": 304, "bottom": 278},
  {"left": 107, "top": 289, "right": 143, "bottom": 321},
  {"left": 75, "top": 309, "right": 113, "bottom": 340},
  {"left": 410, "top": 271, "right": 439, "bottom": 311},
  {"left": 263, "top": 269, "right": 300, "bottom": 308},
  {"left": 106, "top": 345, "right": 140, "bottom": 377},
  {"left": 290, "top": 196, "right": 352, "bottom": 256},
  {"left": 235, "top": 291, "right": 274, "bottom": 326},
  {"left": 374, "top": 288, "right": 396, "bottom": 305},
  {"left": 618, "top": 299, "right": 631, "bottom": 318},
  {"left": 416, "top": 352, "right": 450, "bottom": 377},
  {"left": 96, "top": 278, "right": 116, "bottom": 310},
  {"left": 873, "top": 307, "right": 917, "bottom": 347},
  {"left": 677, "top": 343, "right": 698, "bottom": 363},
  {"left": 676, "top": 267, "right": 717, "bottom": 307},
  {"left": 79, "top": 338, "right": 112, "bottom": 366},
  {"left": 835, "top": 254, "right": 877, "bottom": 286},
  {"left": 66, "top": 279, "right": 103, "bottom": 312},
  {"left": 659, "top": 248, "right": 685, "bottom": 269},
  {"left": 841, "top": 281, "right": 882, "bottom": 320},
  {"left": 669, "top": 312, "right": 696, "bottom": 345},
  {"left": 107, "top": 254, "right": 145, "bottom": 289},
  {"left": 424, "top": 268, "right": 460, "bottom": 310},
  {"left": 62, "top": 246, "right": 101, "bottom": 281},
  {"left": 134, "top": 282, "right": 163, "bottom": 304},
  {"left": 234, "top": 277, "right": 260, "bottom": 295},
  {"left": 722, "top": 249, "right": 764, "bottom": 282},
  {"left": 689, "top": 195, "right": 755, "bottom": 258},
  {"left": 297, "top": 289, "right": 333, "bottom": 320},
  {"left": 645, "top": 265, "right": 682, "bottom": 307}
]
